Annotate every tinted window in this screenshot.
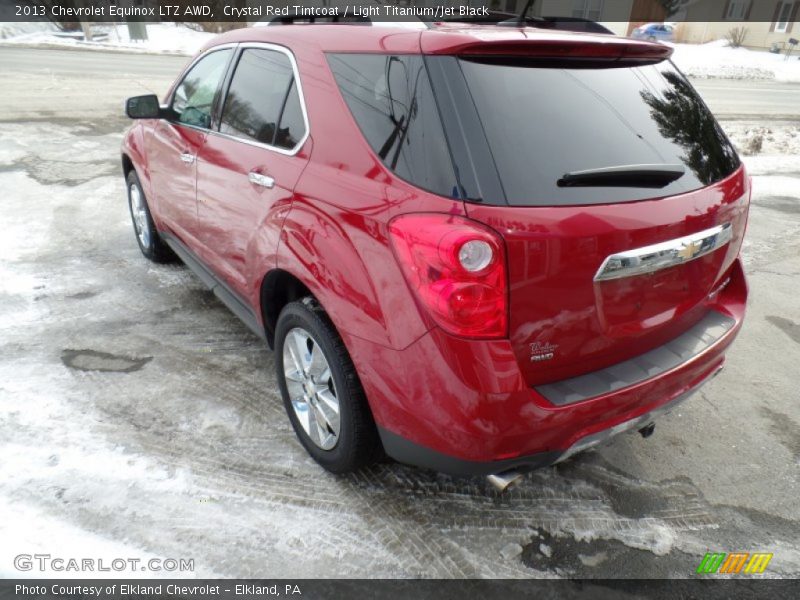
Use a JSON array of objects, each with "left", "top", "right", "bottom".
[
  {"left": 457, "top": 58, "right": 740, "bottom": 206},
  {"left": 275, "top": 80, "right": 305, "bottom": 149},
  {"left": 220, "top": 48, "right": 305, "bottom": 150},
  {"left": 171, "top": 49, "right": 232, "bottom": 129},
  {"left": 328, "top": 54, "right": 458, "bottom": 198}
]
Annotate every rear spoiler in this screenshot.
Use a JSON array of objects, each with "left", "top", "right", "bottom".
[{"left": 421, "top": 35, "right": 673, "bottom": 64}]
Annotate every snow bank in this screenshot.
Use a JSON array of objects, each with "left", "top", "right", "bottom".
[
  {"left": 670, "top": 39, "right": 800, "bottom": 83},
  {"left": 724, "top": 123, "right": 800, "bottom": 157},
  {"left": 0, "top": 23, "right": 215, "bottom": 56},
  {"left": 0, "top": 21, "right": 56, "bottom": 40}
]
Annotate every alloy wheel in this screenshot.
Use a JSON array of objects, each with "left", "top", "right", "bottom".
[
  {"left": 282, "top": 327, "right": 341, "bottom": 450},
  {"left": 129, "top": 183, "right": 151, "bottom": 249}
]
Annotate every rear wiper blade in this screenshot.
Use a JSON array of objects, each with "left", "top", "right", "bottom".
[{"left": 557, "top": 164, "right": 686, "bottom": 188}]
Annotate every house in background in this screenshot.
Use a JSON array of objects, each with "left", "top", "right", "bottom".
[
  {"left": 667, "top": 0, "right": 799, "bottom": 50},
  {"left": 490, "top": 0, "right": 670, "bottom": 36},
  {"left": 485, "top": 0, "right": 797, "bottom": 50}
]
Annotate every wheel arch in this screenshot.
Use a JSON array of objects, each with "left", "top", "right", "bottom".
[
  {"left": 121, "top": 122, "right": 151, "bottom": 196},
  {"left": 260, "top": 268, "right": 315, "bottom": 349},
  {"left": 121, "top": 153, "right": 135, "bottom": 179}
]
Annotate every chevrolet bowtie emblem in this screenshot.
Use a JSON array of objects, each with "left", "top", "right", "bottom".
[
  {"left": 594, "top": 223, "right": 733, "bottom": 282},
  {"left": 677, "top": 240, "right": 700, "bottom": 261}
]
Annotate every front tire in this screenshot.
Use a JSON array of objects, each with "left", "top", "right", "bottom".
[
  {"left": 126, "top": 170, "right": 174, "bottom": 263},
  {"left": 275, "top": 298, "right": 381, "bottom": 473}
]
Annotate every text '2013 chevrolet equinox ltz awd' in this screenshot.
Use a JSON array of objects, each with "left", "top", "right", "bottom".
[{"left": 122, "top": 23, "right": 749, "bottom": 487}]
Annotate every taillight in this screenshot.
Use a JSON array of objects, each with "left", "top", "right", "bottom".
[{"left": 388, "top": 213, "right": 508, "bottom": 339}]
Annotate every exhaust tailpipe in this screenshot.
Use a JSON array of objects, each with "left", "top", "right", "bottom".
[
  {"left": 487, "top": 469, "right": 524, "bottom": 492},
  {"left": 639, "top": 422, "right": 656, "bottom": 438}
]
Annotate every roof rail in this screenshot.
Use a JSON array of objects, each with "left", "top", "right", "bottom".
[{"left": 268, "top": 15, "right": 371, "bottom": 26}]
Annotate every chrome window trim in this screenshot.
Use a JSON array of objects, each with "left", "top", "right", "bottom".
[
  {"left": 594, "top": 222, "right": 734, "bottom": 282},
  {"left": 212, "top": 42, "right": 310, "bottom": 157},
  {"left": 165, "top": 42, "right": 311, "bottom": 158}
]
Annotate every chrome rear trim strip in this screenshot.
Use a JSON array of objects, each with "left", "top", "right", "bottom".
[{"left": 594, "top": 223, "right": 733, "bottom": 282}]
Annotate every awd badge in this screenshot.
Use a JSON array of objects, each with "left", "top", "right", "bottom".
[{"left": 530, "top": 341, "right": 558, "bottom": 362}]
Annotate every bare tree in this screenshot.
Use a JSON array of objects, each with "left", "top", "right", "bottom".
[
  {"left": 30, "top": 0, "right": 86, "bottom": 35},
  {"left": 725, "top": 26, "right": 748, "bottom": 48}
]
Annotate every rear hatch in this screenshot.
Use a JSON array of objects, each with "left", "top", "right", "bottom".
[{"left": 424, "top": 33, "right": 748, "bottom": 386}]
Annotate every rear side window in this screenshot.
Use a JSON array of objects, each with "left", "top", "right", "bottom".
[
  {"left": 327, "top": 54, "right": 458, "bottom": 198},
  {"left": 220, "top": 48, "right": 306, "bottom": 151},
  {"left": 455, "top": 58, "right": 740, "bottom": 206}
]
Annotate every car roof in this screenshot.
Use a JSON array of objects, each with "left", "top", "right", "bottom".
[{"left": 200, "top": 23, "right": 628, "bottom": 55}]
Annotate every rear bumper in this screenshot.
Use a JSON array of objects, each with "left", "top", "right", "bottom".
[
  {"left": 342, "top": 258, "right": 747, "bottom": 475},
  {"left": 378, "top": 364, "right": 721, "bottom": 477}
]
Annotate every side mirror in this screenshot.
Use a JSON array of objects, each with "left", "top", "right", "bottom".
[{"left": 125, "top": 94, "right": 162, "bottom": 119}]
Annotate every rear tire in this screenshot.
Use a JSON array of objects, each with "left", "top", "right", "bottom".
[
  {"left": 275, "top": 298, "right": 382, "bottom": 473},
  {"left": 126, "top": 170, "right": 175, "bottom": 263}
]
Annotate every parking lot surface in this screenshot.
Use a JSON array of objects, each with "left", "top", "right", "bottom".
[{"left": 1, "top": 48, "right": 799, "bottom": 578}]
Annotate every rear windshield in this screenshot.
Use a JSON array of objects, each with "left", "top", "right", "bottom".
[{"left": 458, "top": 58, "right": 740, "bottom": 206}]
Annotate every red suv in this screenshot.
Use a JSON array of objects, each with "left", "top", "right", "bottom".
[{"left": 122, "top": 24, "right": 749, "bottom": 487}]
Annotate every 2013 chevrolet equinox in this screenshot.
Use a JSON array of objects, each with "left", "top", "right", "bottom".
[{"left": 122, "top": 24, "right": 749, "bottom": 488}]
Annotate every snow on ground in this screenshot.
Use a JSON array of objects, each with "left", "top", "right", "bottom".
[
  {"left": 670, "top": 39, "right": 800, "bottom": 82},
  {"left": 0, "top": 500, "right": 190, "bottom": 579},
  {"left": 0, "top": 21, "right": 57, "bottom": 40},
  {"left": 2, "top": 118, "right": 799, "bottom": 578},
  {"left": 725, "top": 123, "right": 800, "bottom": 174},
  {"left": 0, "top": 42, "right": 799, "bottom": 579},
  {"left": 0, "top": 23, "right": 214, "bottom": 56},
  {"left": 725, "top": 122, "right": 800, "bottom": 157}
]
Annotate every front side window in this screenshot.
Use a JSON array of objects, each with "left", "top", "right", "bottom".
[
  {"left": 220, "top": 48, "right": 306, "bottom": 150},
  {"left": 171, "top": 49, "right": 232, "bottom": 129},
  {"left": 327, "top": 53, "right": 458, "bottom": 198}
]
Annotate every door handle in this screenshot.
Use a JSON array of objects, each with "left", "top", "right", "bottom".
[
  {"left": 179, "top": 152, "right": 195, "bottom": 164},
  {"left": 248, "top": 171, "right": 275, "bottom": 189}
]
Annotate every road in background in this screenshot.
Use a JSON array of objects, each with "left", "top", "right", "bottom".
[
  {"left": 0, "top": 48, "right": 187, "bottom": 120},
  {"left": 0, "top": 47, "right": 188, "bottom": 78},
  {"left": 1, "top": 47, "right": 799, "bottom": 120},
  {"left": 692, "top": 78, "right": 800, "bottom": 120}
]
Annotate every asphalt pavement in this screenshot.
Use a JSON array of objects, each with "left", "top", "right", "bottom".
[
  {"left": 691, "top": 78, "right": 800, "bottom": 120},
  {"left": 1, "top": 46, "right": 798, "bottom": 120}
]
